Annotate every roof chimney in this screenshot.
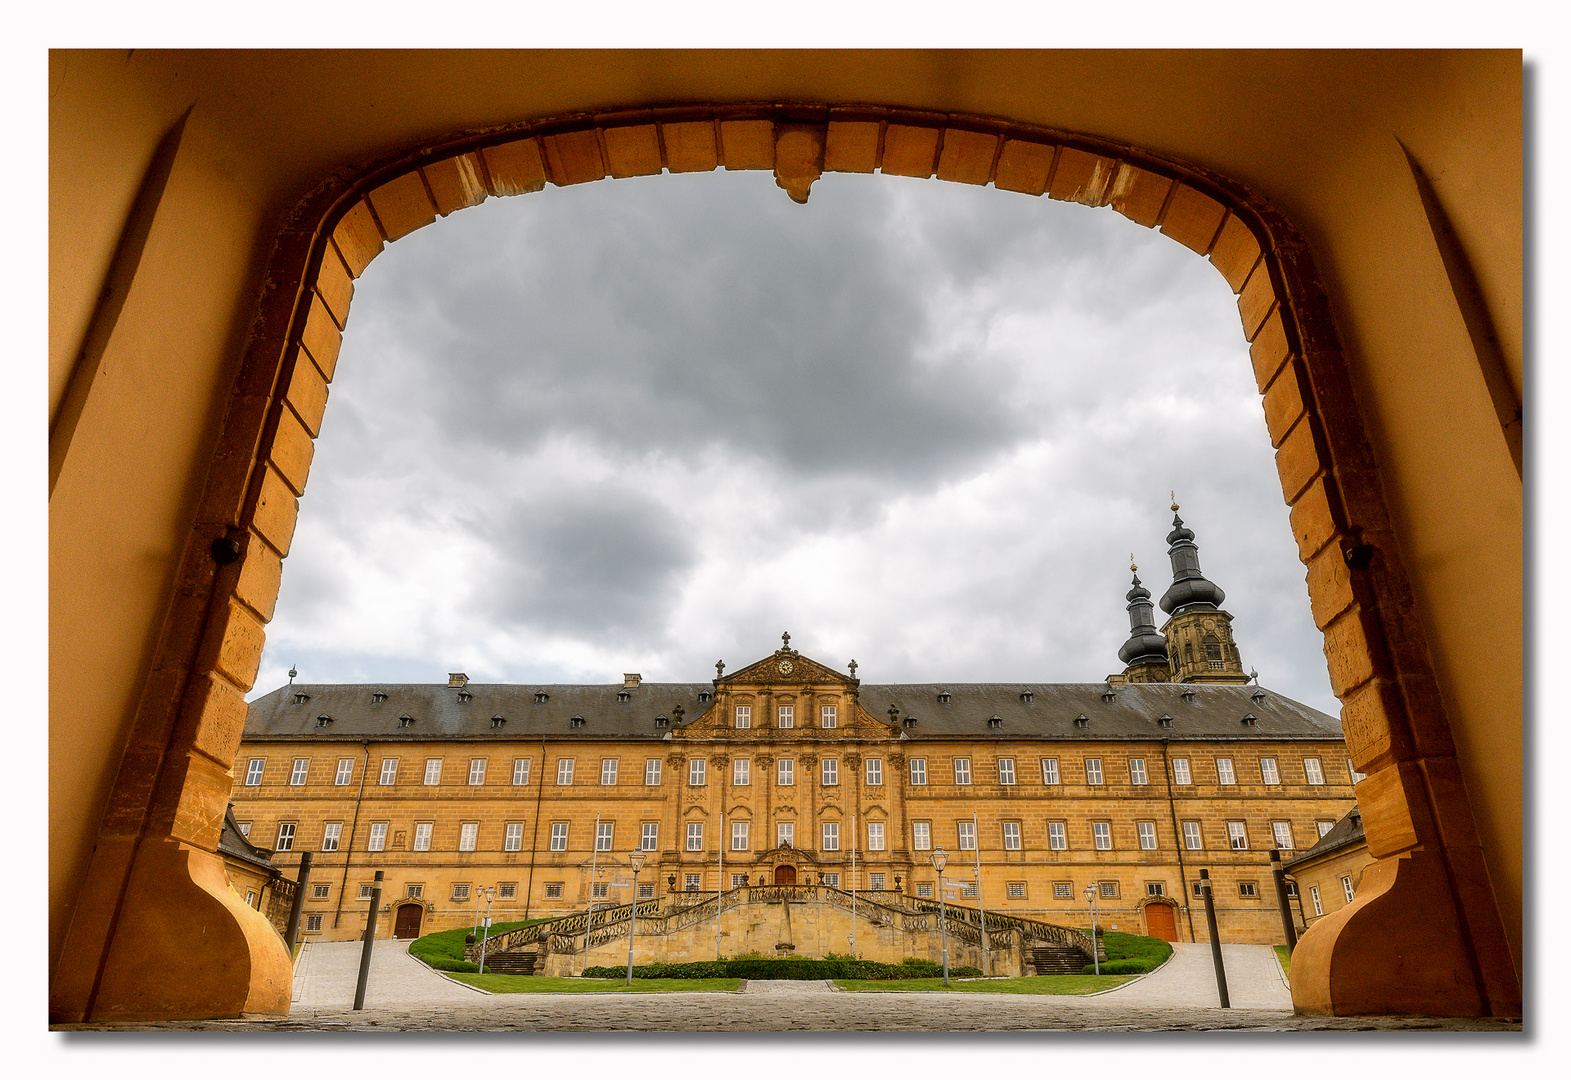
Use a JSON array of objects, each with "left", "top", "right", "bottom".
[
  {"left": 623, "top": 673, "right": 641, "bottom": 689},
  {"left": 448, "top": 673, "right": 469, "bottom": 688}
]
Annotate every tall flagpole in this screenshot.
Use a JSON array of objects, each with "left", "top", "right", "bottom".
[{"left": 972, "top": 810, "right": 989, "bottom": 976}]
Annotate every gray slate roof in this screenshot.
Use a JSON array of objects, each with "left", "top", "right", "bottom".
[
  {"left": 1284, "top": 806, "right": 1366, "bottom": 869},
  {"left": 218, "top": 804, "right": 280, "bottom": 874},
  {"left": 246, "top": 680, "right": 1341, "bottom": 743}
]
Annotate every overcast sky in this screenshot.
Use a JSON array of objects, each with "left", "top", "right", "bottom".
[{"left": 252, "top": 167, "right": 1340, "bottom": 716}]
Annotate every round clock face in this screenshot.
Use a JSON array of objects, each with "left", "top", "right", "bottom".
[{"left": 777, "top": 659, "right": 795, "bottom": 675}]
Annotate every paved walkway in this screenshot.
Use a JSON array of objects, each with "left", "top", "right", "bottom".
[
  {"left": 291, "top": 939, "right": 485, "bottom": 1012},
  {"left": 1098, "top": 942, "right": 1291, "bottom": 1010}
]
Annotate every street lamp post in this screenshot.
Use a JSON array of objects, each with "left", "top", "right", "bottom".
[
  {"left": 931, "top": 847, "right": 951, "bottom": 987},
  {"left": 1084, "top": 884, "right": 1100, "bottom": 975},
  {"left": 476, "top": 886, "right": 496, "bottom": 974},
  {"left": 626, "top": 848, "right": 646, "bottom": 986}
]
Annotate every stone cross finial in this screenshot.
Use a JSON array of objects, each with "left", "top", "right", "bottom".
[
  {"left": 716, "top": 660, "right": 725, "bottom": 678},
  {"left": 887, "top": 704, "right": 899, "bottom": 723},
  {"left": 848, "top": 659, "right": 858, "bottom": 677},
  {"left": 781, "top": 631, "right": 791, "bottom": 650}
]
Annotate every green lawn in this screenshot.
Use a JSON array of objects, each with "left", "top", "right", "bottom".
[
  {"left": 447, "top": 974, "right": 743, "bottom": 993},
  {"left": 834, "top": 974, "right": 1137, "bottom": 995},
  {"left": 1273, "top": 946, "right": 1291, "bottom": 975}
]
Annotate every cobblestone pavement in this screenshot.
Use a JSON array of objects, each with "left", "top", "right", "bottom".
[
  {"left": 1097, "top": 943, "right": 1291, "bottom": 1010},
  {"left": 741, "top": 979, "right": 838, "bottom": 994},
  {"left": 291, "top": 939, "right": 485, "bottom": 1010}
]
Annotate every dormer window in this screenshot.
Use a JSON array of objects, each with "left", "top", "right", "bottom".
[
  {"left": 617, "top": 690, "right": 631, "bottom": 702},
  {"left": 491, "top": 716, "right": 506, "bottom": 729},
  {"left": 456, "top": 690, "right": 472, "bottom": 703},
  {"left": 1019, "top": 691, "right": 1034, "bottom": 703},
  {"left": 533, "top": 691, "right": 549, "bottom": 704},
  {"left": 1158, "top": 715, "right": 1174, "bottom": 729},
  {"left": 1181, "top": 690, "right": 1196, "bottom": 704},
  {"left": 316, "top": 715, "right": 332, "bottom": 728},
  {"left": 697, "top": 691, "right": 712, "bottom": 703},
  {"left": 937, "top": 692, "right": 951, "bottom": 704},
  {"left": 902, "top": 717, "right": 917, "bottom": 729},
  {"left": 1242, "top": 714, "right": 1258, "bottom": 728},
  {"left": 655, "top": 715, "right": 670, "bottom": 728},
  {"left": 1252, "top": 689, "right": 1267, "bottom": 703},
  {"left": 987, "top": 717, "right": 1003, "bottom": 729},
  {"left": 293, "top": 692, "right": 309, "bottom": 704},
  {"left": 1101, "top": 686, "right": 1116, "bottom": 703},
  {"left": 399, "top": 715, "right": 414, "bottom": 728},
  {"left": 570, "top": 716, "right": 585, "bottom": 729},
  {"left": 371, "top": 691, "right": 387, "bottom": 703},
  {"left": 1074, "top": 714, "right": 1089, "bottom": 729}
]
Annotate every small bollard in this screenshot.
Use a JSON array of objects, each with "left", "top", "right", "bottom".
[
  {"left": 1199, "top": 868, "right": 1230, "bottom": 1008},
  {"left": 1269, "top": 849, "right": 1298, "bottom": 956},
  {"left": 353, "top": 870, "right": 383, "bottom": 1010}
]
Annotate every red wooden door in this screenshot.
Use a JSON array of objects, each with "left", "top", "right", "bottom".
[
  {"left": 774, "top": 865, "right": 797, "bottom": 885},
  {"left": 394, "top": 903, "right": 424, "bottom": 939},
  {"left": 1144, "top": 902, "right": 1177, "bottom": 942}
]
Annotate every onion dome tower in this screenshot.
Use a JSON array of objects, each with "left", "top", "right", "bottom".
[
  {"left": 1159, "top": 499, "right": 1250, "bottom": 684},
  {"left": 1117, "top": 559, "right": 1172, "bottom": 683}
]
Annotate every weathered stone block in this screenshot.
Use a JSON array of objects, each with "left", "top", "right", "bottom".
[
  {"left": 313, "top": 246, "right": 355, "bottom": 328},
  {"left": 367, "top": 171, "right": 436, "bottom": 243},
  {"left": 881, "top": 124, "right": 939, "bottom": 177},
  {"left": 1249, "top": 307, "right": 1292, "bottom": 392},
  {"left": 1047, "top": 146, "right": 1115, "bottom": 206},
  {"left": 1289, "top": 475, "right": 1340, "bottom": 562},
  {"left": 1159, "top": 184, "right": 1226, "bottom": 254},
  {"left": 265, "top": 404, "right": 316, "bottom": 497},
  {"left": 331, "top": 200, "right": 383, "bottom": 278},
  {"left": 720, "top": 119, "right": 775, "bottom": 171},
  {"left": 1261, "top": 358, "right": 1308, "bottom": 448},
  {"left": 283, "top": 353, "right": 328, "bottom": 438},
  {"left": 1107, "top": 163, "right": 1173, "bottom": 228},
  {"left": 542, "top": 129, "right": 605, "bottom": 186},
  {"left": 1209, "top": 213, "right": 1263, "bottom": 293},
  {"left": 299, "top": 294, "right": 341, "bottom": 382},
  {"left": 602, "top": 124, "right": 663, "bottom": 178},
  {"left": 1237, "top": 260, "right": 1278, "bottom": 341},
  {"left": 249, "top": 465, "right": 299, "bottom": 559},
  {"left": 662, "top": 121, "right": 719, "bottom": 173},
  {"left": 1275, "top": 414, "right": 1323, "bottom": 505},
  {"left": 936, "top": 129, "right": 998, "bottom": 186},
  {"left": 233, "top": 535, "right": 283, "bottom": 622},
  {"left": 993, "top": 139, "right": 1053, "bottom": 196},
  {"left": 481, "top": 138, "right": 547, "bottom": 195},
  {"left": 422, "top": 153, "right": 489, "bottom": 216},
  {"left": 824, "top": 120, "right": 880, "bottom": 173}
]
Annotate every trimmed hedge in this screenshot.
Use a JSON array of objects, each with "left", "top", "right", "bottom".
[
  {"left": 1078, "top": 930, "right": 1173, "bottom": 976},
  {"left": 581, "top": 957, "right": 984, "bottom": 981},
  {"left": 408, "top": 919, "right": 545, "bottom": 975}
]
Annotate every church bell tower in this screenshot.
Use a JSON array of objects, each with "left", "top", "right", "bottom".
[{"left": 1157, "top": 501, "right": 1249, "bottom": 684}]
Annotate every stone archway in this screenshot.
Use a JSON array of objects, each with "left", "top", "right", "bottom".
[
  {"left": 1140, "top": 898, "right": 1179, "bottom": 943},
  {"left": 56, "top": 100, "right": 1519, "bottom": 1022}
]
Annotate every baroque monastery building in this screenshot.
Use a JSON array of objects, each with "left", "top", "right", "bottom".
[{"left": 231, "top": 510, "right": 1356, "bottom": 952}]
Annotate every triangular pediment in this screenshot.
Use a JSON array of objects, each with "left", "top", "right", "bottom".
[{"left": 722, "top": 648, "right": 857, "bottom": 687}]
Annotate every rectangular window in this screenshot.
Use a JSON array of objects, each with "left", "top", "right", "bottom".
[
  {"left": 778, "top": 705, "right": 794, "bottom": 728},
  {"left": 452, "top": 883, "right": 470, "bottom": 901},
  {"left": 312, "top": 883, "right": 331, "bottom": 899},
  {"left": 468, "top": 758, "right": 486, "bottom": 786},
  {"left": 245, "top": 758, "right": 265, "bottom": 786},
  {"left": 961, "top": 882, "right": 978, "bottom": 899},
  {"left": 687, "top": 823, "right": 704, "bottom": 851},
  {"left": 1099, "top": 881, "right": 1118, "bottom": 899},
  {"left": 733, "top": 758, "right": 750, "bottom": 786},
  {"left": 867, "top": 822, "right": 885, "bottom": 851},
  {"left": 778, "top": 759, "right": 794, "bottom": 786},
  {"left": 1216, "top": 757, "right": 1236, "bottom": 785},
  {"left": 1310, "top": 885, "right": 1323, "bottom": 915},
  {"left": 549, "top": 823, "right": 568, "bottom": 852},
  {"left": 685, "top": 874, "right": 701, "bottom": 892},
  {"left": 1273, "top": 821, "right": 1294, "bottom": 850},
  {"left": 1007, "top": 881, "right": 1026, "bottom": 898},
  {"left": 499, "top": 882, "right": 516, "bottom": 899},
  {"left": 1260, "top": 757, "right": 1280, "bottom": 785},
  {"left": 305, "top": 913, "right": 324, "bottom": 932},
  {"left": 595, "top": 822, "right": 614, "bottom": 852},
  {"left": 641, "top": 822, "right": 658, "bottom": 851},
  {"left": 910, "top": 758, "right": 928, "bottom": 785},
  {"left": 820, "top": 705, "right": 837, "bottom": 728},
  {"left": 1239, "top": 881, "right": 1258, "bottom": 898},
  {"left": 1084, "top": 758, "right": 1104, "bottom": 785},
  {"left": 512, "top": 758, "right": 531, "bottom": 785},
  {"left": 912, "top": 821, "right": 931, "bottom": 850},
  {"left": 334, "top": 758, "right": 353, "bottom": 785},
  {"left": 290, "top": 758, "right": 309, "bottom": 785},
  {"left": 1146, "top": 882, "right": 1165, "bottom": 897},
  {"left": 644, "top": 758, "right": 662, "bottom": 785},
  {"left": 777, "top": 822, "right": 794, "bottom": 848},
  {"left": 1129, "top": 758, "right": 1148, "bottom": 785},
  {"left": 953, "top": 759, "right": 972, "bottom": 785},
  {"left": 1304, "top": 758, "right": 1326, "bottom": 785},
  {"left": 734, "top": 705, "right": 751, "bottom": 729},
  {"left": 378, "top": 758, "right": 397, "bottom": 785},
  {"left": 1285, "top": 880, "right": 1299, "bottom": 898},
  {"left": 1047, "top": 821, "right": 1067, "bottom": 850},
  {"left": 732, "top": 821, "right": 749, "bottom": 851},
  {"left": 367, "top": 823, "right": 386, "bottom": 852},
  {"left": 238, "top": 822, "right": 250, "bottom": 838},
  {"left": 504, "top": 822, "right": 523, "bottom": 851},
  {"left": 423, "top": 758, "right": 442, "bottom": 785},
  {"left": 459, "top": 823, "right": 478, "bottom": 852},
  {"left": 1228, "top": 820, "right": 1248, "bottom": 850},
  {"left": 689, "top": 759, "right": 706, "bottom": 786},
  {"left": 275, "top": 822, "right": 296, "bottom": 851},
  {"left": 731, "top": 874, "right": 748, "bottom": 888},
  {"left": 1002, "top": 821, "right": 1021, "bottom": 850},
  {"left": 600, "top": 758, "right": 618, "bottom": 786},
  {"left": 413, "top": 822, "right": 432, "bottom": 851},
  {"left": 1054, "top": 882, "right": 1073, "bottom": 899},
  {"left": 998, "top": 758, "right": 1016, "bottom": 785},
  {"left": 591, "top": 882, "right": 608, "bottom": 900},
  {"left": 957, "top": 820, "right": 976, "bottom": 850},
  {"left": 917, "top": 883, "right": 934, "bottom": 898},
  {"left": 1092, "top": 821, "right": 1112, "bottom": 850},
  {"left": 1137, "top": 821, "right": 1158, "bottom": 850},
  {"left": 1342, "top": 875, "right": 1355, "bottom": 903},
  {"left": 822, "top": 758, "right": 838, "bottom": 786},
  {"left": 823, "top": 873, "right": 841, "bottom": 889},
  {"left": 639, "top": 883, "right": 655, "bottom": 899},
  {"left": 556, "top": 759, "right": 574, "bottom": 786},
  {"left": 1172, "top": 757, "right": 1192, "bottom": 785},
  {"left": 865, "top": 758, "right": 883, "bottom": 785},
  {"left": 822, "top": 822, "right": 840, "bottom": 851},
  {"left": 321, "top": 822, "right": 341, "bottom": 852},
  {"left": 1318, "top": 819, "right": 1335, "bottom": 837},
  {"left": 545, "top": 882, "right": 564, "bottom": 899},
  {"left": 870, "top": 872, "right": 886, "bottom": 891},
  {"left": 1348, "top": 758, "right": 1366, "bottom": 783},
  {"left": 1040, "top": 758, "right": 1060, "bottom": 785},
  {"left": 1183, "top": 820, "right": 1203, "bottom": 850}
]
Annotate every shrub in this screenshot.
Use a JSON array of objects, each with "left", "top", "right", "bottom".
[
  {"left": 1074, "top": 929, "right": 1173, "bottom": 976},
  {"left": 408, "top": 919, "right": 543, "bottom": 970},
  {"left": 1082, "top": 959, "right": 1147, "bottom": 975},
  {"left": 579, "top": 957, "right": 978, "bottom": 980}
]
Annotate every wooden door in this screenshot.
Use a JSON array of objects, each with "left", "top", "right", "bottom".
[
  {"left": 1143, "top": 901, "right": 1177, "bottom": 942},
  {"left": 774, "top": 864, "right": 797, "bottom": 885},
  {"left": 394, "top": 903, "right": 424, "bottom": 939}
]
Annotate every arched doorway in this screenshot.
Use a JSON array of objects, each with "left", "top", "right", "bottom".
[
  {"left": 773, "top": 865, "right": 797, "bottom": 885},
  {"left": 1142, "top": 900, "right": 1178, "bottom": 943},
  {"left": 393, "top": 903, "right": 424, "bottom": 939}
]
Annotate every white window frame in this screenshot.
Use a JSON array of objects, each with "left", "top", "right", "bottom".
[
  {"left": 321, "top": 822, "right": 341, "bottom": 852},
  {"left": 1318, "top": 819, "right": 1335, "bottom": 838},
  {"left": 1047, "top": 821, "right": 1067, "bottom": 850},
  {"left": 1084, "top": 758, "right": 1104, "bottom": 785},
  {"left": 413, "top": 822, "right": 432, "bottom": 851},
  {"left": 289, "top": 758, "right": 309, "bottom": 786},
  {"left": 822, "top": 873, "right": 840, "bottom": 889},
  {"left": 275, "top": 822, "right": 296, "bottom": 851},
  {"left": 334, "top": 758, "right": 353, "bottom": 785},
  {"left": 867, "top": 821, "right": 885, "bottom": 851},
  {"left": 1092, "top": 821, "right": 1112, "bottom": 850},
  {"left": 865, "top": 758, "right": 883, "bottom": 785},
  {"left": 600, "top": 758, "right": 618, "bottom": 786},
  {"left": 777, "top": 705, "right": 794, "bottom": 728},
  {"left": 820, "top": 704, "right": 837, "bottom": 728},
  {"left": 367, "top": 823, "right": 386, "bottom": 852},
  {"left": 504, "top": 822, "right": 523, "bottom": 852},
  {"left": 684, "top": 874, "right": 701, "bottom": 892},
  {"left": 305, "top": 913, "right": 324, "bottom": 932},
  {"left": 378, "top": 758, "right": 397, "bottom": 785},
  {"left": 596, "top": 821, "right": 614, "bottom": 852},
  {"left": 1040, "top": 758, "right": 1060, "bottom": 785},
  {"left": 245, "top": 758, "right": 265, "bottom": 786},
  {"left": 238, "top": 821, "right": 250, "bottom": 837},
  {"left": 1183, "top": 820, "right": 1204, "bottom": 850},
  {"left": 917, "top": 883, "right": 934, "bottom": 898},
  {"left": 1342, "top": 875, "right": 1355, "bottom": 903},
  {"left": 1273, "top": 821, "right": 1294, "bottom": 850},
  {"left": 689, "top": 758, "right": 706, "bottom": 786},
  {"left": 545, "top": 882, "right": 564, "bottom": 899},
  {"left": 731, "top": 820, "right": 749, "bottom": 851},
  {"left": 424, "top": 758, "right": 442, "bottom": 785},
  {"left": 549, "top": 822, "right": 568, "bottom": 852},
  {"left": 953, "top": 758, "right": 972, "bottom": 785},
  {"left": 822, "top": 822, "right": 840, "bottom": 851},
  {"left": 1304, "top": 757, "right": 1326, "bottom": 785},
  {"left": 513, "top": 758, "right": 531, "bottom": 785},
  {"left": 912, "top": 821, "right": 931, "bottom": 850},
  {"left": 1228, "top": 820, "right": 1249, "bottom": 850},
  {"left": 909, "top": 758, "right": 928, "bottom": 785},
  {"left": 1348, "top": 758, "right": 1366, "bottom": 783},
  {"left": 1137, "top": 821, "right": 1158, "bottom": 850},
  {"left": 1007, "top": 881, "right": 1026, "bottom": 899},
  {"left": 1261, "top": 757, "right": 1280, "bottom": 785},
  {"left": 638, "top": 883, "right": 655, "bottom": 899},
  {"left": 312, "top": 883, "right": 331, "bottom": 899},
  {"left": 686, "top": 822, "right": 704, "bottom": 851},
  {"left": 468, "top": 758, "right": 486, "bottom": 786},
  {"left": 777, "top": 758, "right": 794, "bottom": 786},
  {"left": 822, "top": 758, "right": 838, "bottom": 786},
  {"left": 1002, "top": 821, "right": 1021, "bottom": 850},
  {"left": 1310, "top": 885, "right": 1323, "bottom": 915},
  {"left": 459, "top": 822, "right": 478, "bottom": 852},
  {"left": 641, "top": 822, "right": 659, "bottom": 851},
  {"left": 1172, "top": 757, "right": 1192, "bottom": 785},
  {"left": 556, "top": 758, "right": 574, "bottom": 786},
  {"left": 777, "top": 821, "right": 795, "bottom": 848},
  {"left": 644, "top": 758, "right": 662, "bottom": 785},
  {"left": 1053, "top": 882, "right": 1073, "bottom": 899},
  {"left": 733, "top": 758, "right": 750, "bottom": 786},
  {"left": 1216, "top": 757, "right": 1237, "bottom": 785},
  {"left": 1129, "top": 758, "right": 1148, "bottom": 785},
  {"left": 451, "top": 883, "right": 470, "bottom": 901},
  {"left": 734, "top": 705, "right": 752, "bottom": 729},
  {"left": 998, "top": 758, "right": 1016, "bottom": 785},
  {"left": 957, "top": 820, "right": 976, "bottom": 851},
  {"left": 499, "top": 882, "right": 516, "bottom": 899},
  {"left": 870, "top": 872, "right": 886, "bottom": 891}
]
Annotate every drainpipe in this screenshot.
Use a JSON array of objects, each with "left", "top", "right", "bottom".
[
  {"left": 333, "top": 741, "right": 372, "bottom": 929},
  {"left": 522, "top": 738, "right": 547, "bottom": 921},
  {"left": 1161, "top": 738, "right": 1197, "bottom": 941}
]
